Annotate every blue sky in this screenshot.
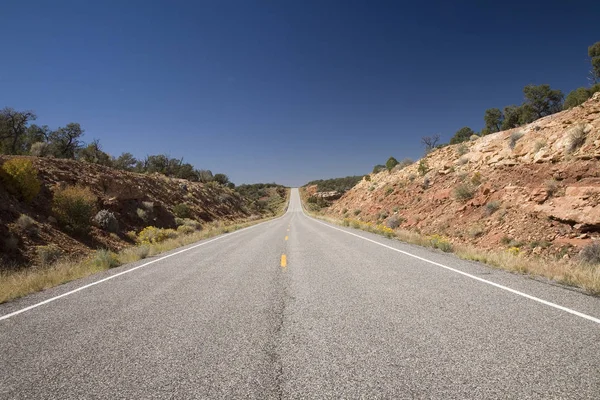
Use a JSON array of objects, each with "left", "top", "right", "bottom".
[{"left": 1, "top": 0, "right": 599, "bottom": 186}]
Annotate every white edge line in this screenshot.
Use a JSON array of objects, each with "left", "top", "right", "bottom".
[
  {"left": 307, "top": 214, "right": 600, "bottom": 326},
  {"left": 0, "top": 213, "right": 286, "bottom": 322}
]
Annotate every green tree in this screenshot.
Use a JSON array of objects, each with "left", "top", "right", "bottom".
[
  {"left": 483, "top": 108, "right": 503, "bottom": 134},
  {"left": 564, "top": 87, "right": 593, "bottom": 109},
  {"left": 0, "top": 108, "right": 37, "bottom": 154},
  {"left": 114, "top": 152, "right": 137, "bottom": 171},
  {"left": 450, "top": 127, "right": 474, "bottom": 144},
  {"left": 589, "top": 41, "right": 600, "bottom": 83},
  {"left": 521, "top": 84, "right": 564, "bottom": 123},
  {"left": 372, "top": 164, "right": 385, "bottom": 174},
  {"left": 196, "top": 169, "right": 214, "bottom": 183},
  {"left": 501, "top": 105, "right": 523, "bottom": 130},
  {"left": 213, "top": 173, "right": 229, "bottom": 185},
  {"left": 78, "top": 139, "right": 112, "bottom": 166},
  {"left": 49, "top": 123, "right": 84, "bottom": 158},
  {"left": 385, "top": 157, "right": 399, "bottom": 172}
]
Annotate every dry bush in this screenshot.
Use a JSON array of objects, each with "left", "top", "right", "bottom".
[{"left": 52, "top": 185, "right": 97, "bottom": 234}]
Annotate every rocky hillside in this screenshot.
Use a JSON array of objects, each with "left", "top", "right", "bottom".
[
  {"left": 0, "top": 157, "right": 278, "bottom": 268},
  {"left": 324, "top": 92, "right": 600, "bottom": 259}
]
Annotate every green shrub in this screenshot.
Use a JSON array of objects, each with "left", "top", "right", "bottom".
[
  {"left": 94, "top": 210, "right": 119, "bottom": 233},
  {"left": 173, "top": 203, "right": 191, "bottom": 218},
  {"left": 417, "top": 160, "right": 429, "bottom": 176},
  {"left": 545, "top": 179, "right": 560, "bottom": 197},
  {"left": 16, "top": 214, "right": 37, "bottom": 232},
  {"left": 579, "top": 242, "right": 600, "bottom": 265},
  {"left": 485, "top": 201, "right": 500, "bottom": 216},
  {"left": 471, "top": 171, "right": 482, "bottom": 186},
  {"left": 353, "top": 209, "right": 361, "bottom": 216},
  {"left": 566, "top": 124, "right": 586, "bottom": 153},
  {"left": 429, "top": 234, "right": 453, "bottom": 252},
  {"left": 177, "top": 225, "right": 196, "bottom": 235},
  {"left": 1, "top": 158, "right": 41, "bottom": 202},
  {"left": 509, "top": 131, "right": 524, "bottom": 149},
  {"left": 386, "top": 216, "right": 404, "bottom": 229},
  {"left": 52, "top": 185, "right": 97, "bottom": 234},
  {"left": 36, "top": 244, "right": 62, "bottom": 266},
  {"left": 385, "top": 187, "right": 394, "bottom": 196},
  {"left": 137, "top": 226, "right": 178, "bottom": 244},
  {"left": 456, "top": 144, "right": 468, "bottom": 156},
  {"left": 364, "top": 175, "right": 371, "bottom": 181},
  {"left": 453, "top": 183, "right": 476, "bottom": 201},
  {"left": 534, "top": 140, "right": 547, "bottom": 152},
  {"left": 92, "top": 249, "right": 120, "bottom": 269}
]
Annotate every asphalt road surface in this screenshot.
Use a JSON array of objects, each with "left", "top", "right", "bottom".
[{"left": 1, "top": 188, "right": 599, "bottom": 399}]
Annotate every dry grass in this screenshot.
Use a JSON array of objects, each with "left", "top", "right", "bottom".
[
  {"left": 0, "top": 189, "right": 290, "bottom": 304},
  {"left": 300, "top": 191, "right": 600, "bottom": 296}
]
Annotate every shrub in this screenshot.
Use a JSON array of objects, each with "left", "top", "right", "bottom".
[
  {"left": 125, "top": 230, "right": 138, "bottom": 241},
  {"left": 4, "top": 235, "right": 19, "bottom": 252},
  {"left": 545, "top": 179, "right": 560, "bottom": 197},
  {"left": 36, "top": 244, "right": 62, "bottom": 266},
  {"left": 509, "top": 131, "right": 524, "bottom": 149},
  {"left": 579, "top": 242, "right": 600, "bottom": 264},
  {"left": 1, "top": 158, "right": 41, "bottom": 202},
  {"left": 385, "top": 187, "right": 394, "bottom": 196},
  {"left": 534, "top": 140, "right": 547, "bottom": 152},
  {"left": 566, "top": 124, "right": 586, "bottom": 153},
  {"left": 453, "top": 183, "right": 476, "bottom": 201},
  {"left": 136, "top": 208, "right": 148, "bottom": 221},
  {"left": 92, "top": 249, "right": 120, "bottom": 269},
  {"left": 142, "top": 201, "right": 154, "bottom": 211},
  {"left": 456, "top": 144, "right": 468, "bottom": 156},
  {"left": 177, "top": 225, "right": 196, "bottom": 235},
  {"left": 508, "top": 247, "right": 520, "bottom": 256},
  {"left": 456, "top": 157, "right": 468, "bottom": 166},
  {"left": 471, "top": 171, "right": 482, "bottom": 186},
  {"left": 364, "top": 175, "right": 371, "bottom": 181},
  {"left": 175, "top": 217, "right": 202, "bottom": 230},
  {"left": 485, "top": 201, "right": 500, "bottom": 216},
  {"left": 94, "top": 210, "right": 119, "bottom": 233},
  {"left": 422, "top": 177, "right": 430, "bottom": 189},
  {"left": 137, "top": 226, "right": 178, "bottom": 244},
  {"left": 16, "top": 214, "right": 36, "bottom": 231},
  {"left": 386, "top": 216, "right": 403, "bottom": 229},
  {"left": 173, "top": 203, "right": 191, "bottom": 218},
  {"left": 353, "top": 209, "right": 361, "bottom": 216},
  {"left": 429, "top": 234, "right": 453, "bottom": 252},
  {"left": 417, "top": 160, "right": 429, "bottom": 176},
  {"left": 468, "top": 224, "right": 485, "bottom": 238},
  {"left": 469, "top": 134, "right": 479, "bottom": 141},
  {"left": 52, "top": 185, "right": 97, "bottom": 234}
]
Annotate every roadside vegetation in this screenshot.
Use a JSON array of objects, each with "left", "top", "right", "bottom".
[
  {"left": 300, "top": 188, "right": 600, "bottom": 296},
  {"left": 0, "top": 189, "right": 290, "bottom": 304}
]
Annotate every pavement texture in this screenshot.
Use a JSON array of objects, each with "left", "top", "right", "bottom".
[{"left": 1, "top": 188, "right": 599, "bottom": 399}]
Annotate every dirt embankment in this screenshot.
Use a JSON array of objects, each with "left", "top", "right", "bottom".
[
  {"left": 324, "top": 92, "right": 600, "bottom": 259},
  {"left": 0, "top": 157, "right": 257, "bottom": 268}
]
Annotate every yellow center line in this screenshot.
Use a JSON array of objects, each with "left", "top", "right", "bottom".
[
  {"left": 280, "top": 254, "right": 287, "bottom": 268},
  {"left": 285, "top": 236, "right": 288, "bottom": 241}
]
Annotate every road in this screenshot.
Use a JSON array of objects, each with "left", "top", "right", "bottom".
[{"left": 1, "top": 188, "right": 599, "bottom": 399}]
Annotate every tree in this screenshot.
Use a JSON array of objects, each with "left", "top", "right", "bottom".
[
  {"left": 564, "top": 87, "right": 593, "bottom": 109},
  {"left": 78, "top": 139, "right": 112, "bottom": 166},
  {"left": 213, "top": 173, "right": 229, "bottom": 185},
  {"left": 372, "top": 164, "right": 385, "bottom": 174},
  {"left": 521, "top": 84, "right": 563, "bottom": 123},
  {"left": 114, "top": 152, "right": 137, "bottom": 171},
  {"left": 589, "top": 41, "right": 600, "bottom": 83},
  {"left": 385, "top": 156, "right": 399, "bottom": 172},
  {"left": 483, "top": 108, "right": 503, "bottom": 134},
  {"left": 449, "top": 127, "right": 474, "bottom": 144},
  {"left": 49, "top": 123, "right": 84, "bottom": 158},
  {"left": 0, "top": 108, "right": 37, "bottom": 154},
  {"left": 196, "top": 169, "right": 214, "bottom": 183},
  {"left": 421, "top": 134, "right": 440, "bottom": 152},
  {"left": 501, "top": 105, "right": 523, "bottom": 130}
]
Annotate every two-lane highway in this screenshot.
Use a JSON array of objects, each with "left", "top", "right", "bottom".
[{"left": 1, "top": 188, "right": 599, "bottom": 398}]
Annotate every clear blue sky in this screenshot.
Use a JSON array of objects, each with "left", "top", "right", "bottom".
[{"left": 1, "top": 0, "right": 598, "bottom": 186}]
